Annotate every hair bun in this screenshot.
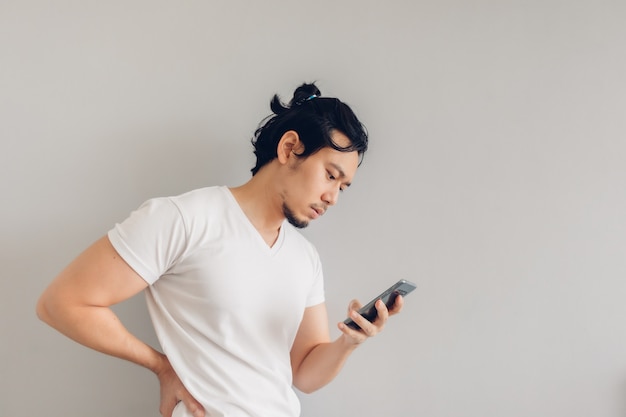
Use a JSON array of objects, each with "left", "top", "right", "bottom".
[
  {"left": 290, "top": 83, "right": 322, "bottom": 106},
  {"left": 269, "top": 82, "right": 322, "bottom": 115}
]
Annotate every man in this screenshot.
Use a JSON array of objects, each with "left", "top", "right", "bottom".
[{"left": 37, "top": 82, "right": 404, "bottom": 417}]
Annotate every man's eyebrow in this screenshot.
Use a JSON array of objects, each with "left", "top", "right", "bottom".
[{"left": 329, "top": 163, "right": 352, "bottom": 187}]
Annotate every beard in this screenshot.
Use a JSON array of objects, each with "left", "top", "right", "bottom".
[{"left": 282, "top": 202, "right": 309, "bottom": 229}]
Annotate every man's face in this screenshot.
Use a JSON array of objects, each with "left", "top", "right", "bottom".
[{"left": 280, "top": 131, "right": 359, "bottom": 228}]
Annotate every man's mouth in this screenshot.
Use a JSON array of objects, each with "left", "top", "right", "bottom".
[{"left": 311, "top": 206, "right": 325, "bottom": 218}]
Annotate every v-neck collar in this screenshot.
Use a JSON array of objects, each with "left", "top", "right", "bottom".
[{"left": 222, "top": 186, "right": 285, "bottom": 255}]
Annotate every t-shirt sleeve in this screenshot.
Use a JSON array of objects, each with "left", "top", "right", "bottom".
[{"left": 107, "top": 197, "right": 187, "bottom": 285}]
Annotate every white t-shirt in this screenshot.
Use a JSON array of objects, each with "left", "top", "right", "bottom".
[{"left": 107, "top": 186, "right": 325, "bottom": 417}]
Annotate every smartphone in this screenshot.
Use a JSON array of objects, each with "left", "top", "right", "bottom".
[{"left": 343, "top": 279, "right": 417, "bottom": 330}]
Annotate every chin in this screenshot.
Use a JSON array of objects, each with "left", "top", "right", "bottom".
[
  {"left": 282, "top": 203, "right": 310, "bottom": 229},
  {"left": 287, "top": 213, "right": 310, "bottom": 229}
]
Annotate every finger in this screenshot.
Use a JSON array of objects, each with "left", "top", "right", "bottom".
[
  {"left": 337, "top": 320, "right": 368, "bottom": 343},
  {"left": 159, "top": 399, "right": 177, "bottom": 417},
  {"left": 348, "top": 308, "right": 380, "bottom": 337},
  {"left": 180, "top": 391, "right": 205, "bottom": 417},
  {"left": 358, "top": 320, "right": 379, "bottom": 337},
  {"left": 388, "top": 294, "right": 404, "bottom": 315},
  {"left": 373, "top": 299, "right": 390, "bottom": 323}
]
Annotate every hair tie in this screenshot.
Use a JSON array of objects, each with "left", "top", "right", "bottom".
[{"left": 295, "top": 94, "right": 318, "bottom": 106}]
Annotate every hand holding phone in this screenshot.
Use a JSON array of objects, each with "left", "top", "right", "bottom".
[{"left": 343, "top": 279, "right": 416, "bottom": 330}]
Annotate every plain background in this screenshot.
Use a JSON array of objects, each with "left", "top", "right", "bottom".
[{"left": 2, "top": 1, "right": 626, "bottom": 416}]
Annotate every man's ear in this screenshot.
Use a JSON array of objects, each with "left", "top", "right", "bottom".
[{"left": 276, "top": 130, "right": 301, "bottom": 165}]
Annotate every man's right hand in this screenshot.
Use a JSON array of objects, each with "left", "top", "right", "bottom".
[{"left": 156, "top": 355, "right": 205, "bottom": 417}]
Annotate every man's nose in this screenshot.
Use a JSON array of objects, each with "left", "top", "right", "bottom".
[{"left": 322, "top": 186, "right": 340, "bottom": 206}]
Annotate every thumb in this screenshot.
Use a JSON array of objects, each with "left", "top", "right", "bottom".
[{"left": 348, "top": 299, "right": 362, "bottom": 313}]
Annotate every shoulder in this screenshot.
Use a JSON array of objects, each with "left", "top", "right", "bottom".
[
  {"left": 164, "top": 186, "right": 230, "bottom": 217},
  {"left": 129, "top": 186, "right": 228, "bottom": 223},
  {"left": 169, "top": 186, "right": 228, "bottom": 207}
]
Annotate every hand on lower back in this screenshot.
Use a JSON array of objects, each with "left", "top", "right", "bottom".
[{"left": 157, "top": 356, "right": 205, "bottom": 417}]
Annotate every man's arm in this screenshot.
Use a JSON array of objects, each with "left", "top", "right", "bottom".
[
  {"left": 289, "top": 296, "right": 404, "bottom": 393},
  {"left": 36, "top": 236, "right": 204, "bottom": 417}
]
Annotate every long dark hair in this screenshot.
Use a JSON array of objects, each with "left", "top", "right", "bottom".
[{"left": 250, "top": 82, "right": 368, "bottom": 175}]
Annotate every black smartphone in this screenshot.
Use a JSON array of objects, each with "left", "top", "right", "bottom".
[{"left": 343, "top": 279, "right": 417, "bottom": 330}]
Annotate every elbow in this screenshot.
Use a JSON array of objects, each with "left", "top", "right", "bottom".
[
  {"left": 35, "top": 294, "right": 50, "bottom": 323},
  {"left": 297, "top": 386, "right": 319, "bottom": 395},
  {"left": 292, "top": 377, "right": 324, "bottom": 395},
  {"left": 36, "top": 291, "right": 57, "bottom": 326},
  {"left": 294, "top": 382, "right": 316, "bottom": 395}
]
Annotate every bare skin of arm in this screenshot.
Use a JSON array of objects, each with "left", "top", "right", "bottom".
[
  {"left": 290, "top": 296, "right": 404, "bottom": 393},
  {"left": 36, "top": 236, "right": 204, "bottom": 417}
]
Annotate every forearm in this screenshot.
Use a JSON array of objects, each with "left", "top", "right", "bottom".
[
  {"left": 36, "top": 236, "right": 168, "bottom": 374},
  {"left": 37, "top": 301, "right": 165, "bottom": 374},
  {"left": 292, "top": 334, "right": 359, "bottom": 393}
]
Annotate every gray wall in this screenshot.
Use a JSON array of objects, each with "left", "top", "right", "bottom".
[{"left": 2, "top": 1, "right": 626, "bottom": 416}]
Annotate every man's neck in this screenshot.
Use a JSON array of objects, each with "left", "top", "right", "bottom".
[{"left": 229, "top": 172, "right": 285, "bottom": 246}]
